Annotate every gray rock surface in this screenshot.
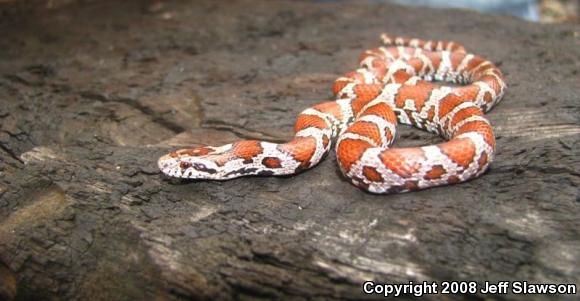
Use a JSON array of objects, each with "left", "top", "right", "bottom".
[{"left": 0, "top": 1, "right": 578, "bottom": 300}]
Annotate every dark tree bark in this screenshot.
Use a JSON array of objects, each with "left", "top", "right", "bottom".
[{"left": 0, "top": 1, "right": 578, "bottom": 300}]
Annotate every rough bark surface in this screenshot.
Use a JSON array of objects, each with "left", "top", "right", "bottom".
[{"left": 0, "top": 1, "right": 578, "bottom": 300}]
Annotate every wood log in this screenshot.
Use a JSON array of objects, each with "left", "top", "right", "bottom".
[{"left": 0, "top": 1, "right": 578, "bottom": 300}]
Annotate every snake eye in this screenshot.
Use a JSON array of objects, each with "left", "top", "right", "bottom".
[{"left": 179, "top": 161, "right": 192, "bottom": 169}]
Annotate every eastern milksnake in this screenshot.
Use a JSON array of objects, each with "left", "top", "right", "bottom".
[{"left": 158, "top": 34, "right": 506, "bottom": 193}]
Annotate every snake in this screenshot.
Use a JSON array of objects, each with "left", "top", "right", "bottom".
[{"left": 158, "top": 34, "right": 506, "bottom": 193}]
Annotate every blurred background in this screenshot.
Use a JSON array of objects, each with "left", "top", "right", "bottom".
[
  {"left": 0, "top": 0, "right": 578, "bottom": 23},
  {"left": 387, "top": 0, "right": 578, "bottom": 23}
]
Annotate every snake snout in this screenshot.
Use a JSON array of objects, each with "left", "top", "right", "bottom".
[{"left": 158, "top": 154, "right": 181, "bottom": 177}]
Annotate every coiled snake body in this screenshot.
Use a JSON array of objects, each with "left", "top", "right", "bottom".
[{"left": 158, "top": 34, "right": 506, "bottom": 193}]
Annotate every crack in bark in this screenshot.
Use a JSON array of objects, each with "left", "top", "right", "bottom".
[
  {"left": 0, "top": 142, "right": 23, "bottom": 164},
  {"left": 80, "top": 91, "right": 186, "bottom": 134}
]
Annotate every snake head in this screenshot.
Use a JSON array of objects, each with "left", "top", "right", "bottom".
[{"left": 158, "top": 148, "right": 220, "bottom": 179}]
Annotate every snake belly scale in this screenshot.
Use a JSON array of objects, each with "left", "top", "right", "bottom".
[{"left": 158, "top": 34, "right": 506, "bottom": 194}]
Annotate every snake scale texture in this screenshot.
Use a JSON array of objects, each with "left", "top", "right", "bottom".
[{"left": 158, "top": 34, "right": 506, "bottom": 194}]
